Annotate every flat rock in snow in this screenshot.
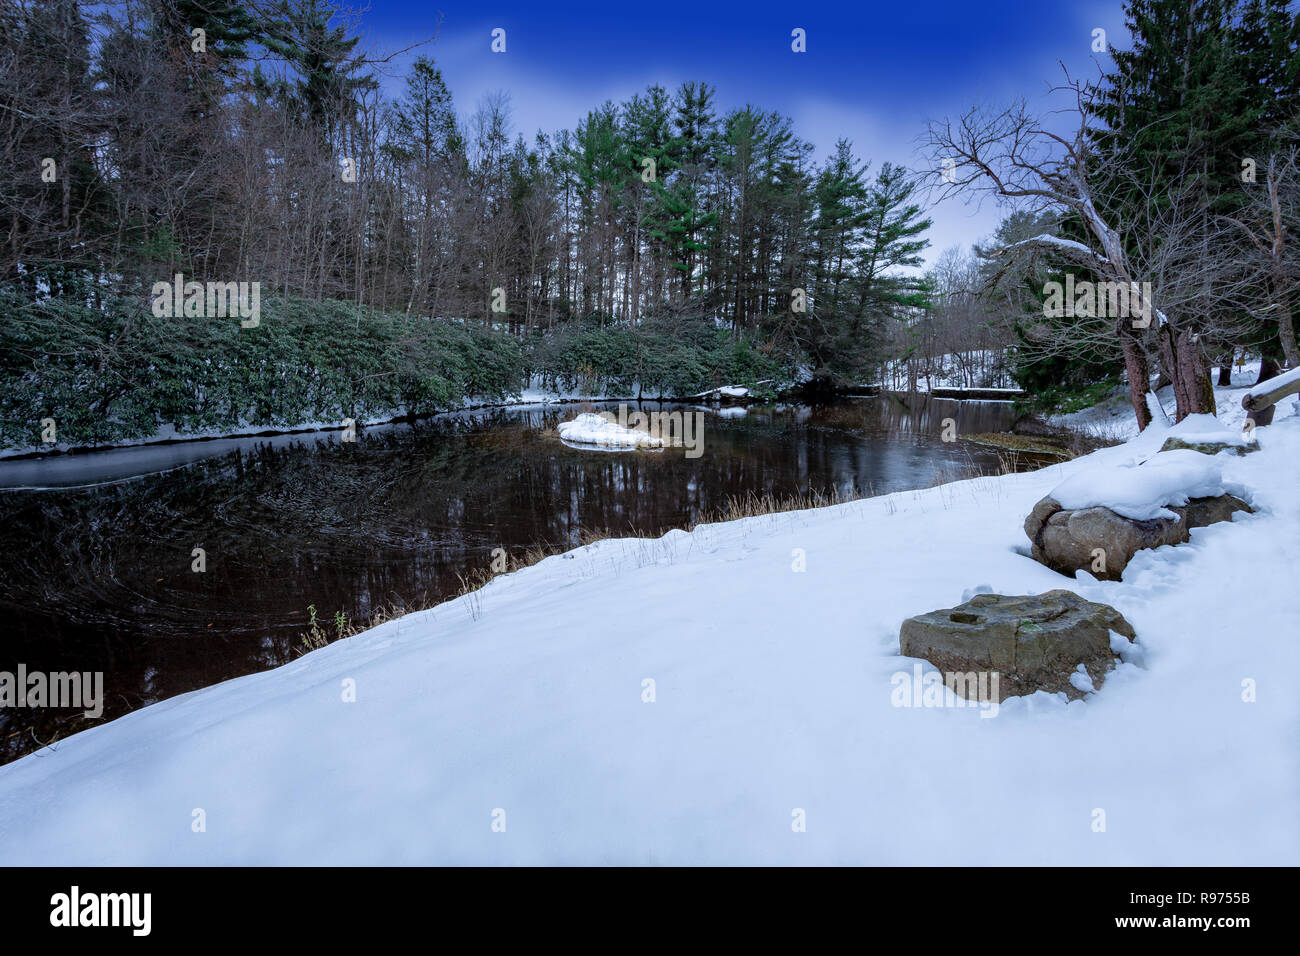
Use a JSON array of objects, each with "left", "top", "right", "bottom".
[{"left": 899, "top": 590, "right": 1137, "bottom": 702}]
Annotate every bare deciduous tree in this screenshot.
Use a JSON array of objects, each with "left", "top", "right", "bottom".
[{"left": 924, "top": 75, "right": 1223, "bottom": 428}]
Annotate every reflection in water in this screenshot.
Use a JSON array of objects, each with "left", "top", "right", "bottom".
[{"left": 0, "top": 397, "right": 1037, "bottom": 763}]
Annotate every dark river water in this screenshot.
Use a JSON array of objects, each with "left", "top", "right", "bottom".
[{"left": 0, "top": 396, "right": 1044, "bottom": 764}]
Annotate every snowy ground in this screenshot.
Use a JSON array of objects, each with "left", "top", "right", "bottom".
[
  {"left": 0, "top": 394, "right": 1296, "bottom": 864},
  {"left": 1051, "top": 361, "right": 1293, "bottom": 440}
]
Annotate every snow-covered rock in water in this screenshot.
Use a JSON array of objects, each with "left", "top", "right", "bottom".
[
  {"left": 693, "top": 384, "right": 753, "bottom": 403},
  {"left": 557, "top": 413, "right": 663, "bottom": 449}
]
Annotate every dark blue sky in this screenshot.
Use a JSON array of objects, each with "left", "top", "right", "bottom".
[{"left": 356, "top": 0, "right": 1131, "bottom": 264}]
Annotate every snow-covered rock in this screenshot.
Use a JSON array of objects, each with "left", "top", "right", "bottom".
[
  {"left": 1158, "top": 412, "right": 1257, "bottom": 456},
  {"left": 557, "top": 413, "right": 663, "bottom": 449},
  {"left": 692, "top": 384, "right": 754, "bottom": 402},
  {"left": 1048, "top": 449, "right": 1242, "bottom": 522},
  {"left": 1025, "top": 497, "right": 1188, "bottom": 581},
  {"left": 1023, "top": 441, "right": 1256, "bottom": 579}
]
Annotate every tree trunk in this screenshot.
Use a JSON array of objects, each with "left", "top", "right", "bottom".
[
  {"left": 1275, "top": 288, "right": 1299, "bottom": 369},
  {"left": 1157, "top": 326, "right": 1187, "bottom": 419},
  {"left": 1216, "top": 352, "right": 1233, "bottom": 387},
  {"left": 1173, "top": 329, "right": 1216, "bottom": 419},
  {"left": 1120, "top": 329, "right": 1153, "bottom": 431},
  {"left": 1250, "top": 354, "right": 1282, "bottom": 427}
]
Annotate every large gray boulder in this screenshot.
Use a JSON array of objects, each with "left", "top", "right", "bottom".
[
  {"left": 1024, "top": 494, "right": 1252, "bottom": 581},
  {"left": 899, "top": 590, "right": 1137, "bottom": 702},
  {"left": 1025, "top": 498, "right": 1185, "bottom": 580}
]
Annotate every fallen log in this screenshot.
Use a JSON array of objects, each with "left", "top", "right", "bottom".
[{"left": 1241, "top": 366, "right": 1300, "bottom": 412}]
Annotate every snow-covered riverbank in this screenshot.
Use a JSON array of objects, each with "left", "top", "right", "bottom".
[
  {"left": 0, "top": 374, "right": 655, "bottom": 460},
  {"left": 1051, "top": 362, "right": 1278, "bottom": 440},
  {"left": 0, "top": 394, "right": 1296, "bottom": 864}
]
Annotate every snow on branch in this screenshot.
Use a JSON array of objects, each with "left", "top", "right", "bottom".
[{"left": 995, "top": 233, "right": 1109, "bottom": 266}]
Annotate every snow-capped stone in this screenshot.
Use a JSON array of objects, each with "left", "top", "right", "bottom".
[{"left": 557, "top": 413, "right": 663, "bottom": 449}]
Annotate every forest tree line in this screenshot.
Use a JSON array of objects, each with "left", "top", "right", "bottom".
[
  {"left": 1, "top": 0, "right": 1298, "bottom": 447},
  {"left": 1, "top": 0, "right": 932, "bottom": 449}
]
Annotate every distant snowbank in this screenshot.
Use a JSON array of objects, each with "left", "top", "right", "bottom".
[{"left": 1052, "top": 361, "right": 1299, "bottom": 441}]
